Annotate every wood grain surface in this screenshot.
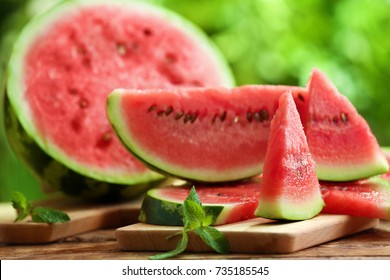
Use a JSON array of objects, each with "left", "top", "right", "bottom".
[
  {"left": 0, "top": 197, "right": 142, "bottom": 244},
  {"left": 116, "top": 215, "right": 378, "bottom": 253},
  {"left": 1, "top": 220, "right": 390, "bottom": 259}
]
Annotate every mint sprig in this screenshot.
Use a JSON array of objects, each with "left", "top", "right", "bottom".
[
  {"left": 11, "top": 191, "right": 70, "bottom": 224},
  {"left": 150, "top": 186, "right": 229, "bottom": 260}
]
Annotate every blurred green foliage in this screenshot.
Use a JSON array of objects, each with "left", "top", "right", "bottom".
[{"left": 1, "top": 0, "right": 390, "bottom": 201}]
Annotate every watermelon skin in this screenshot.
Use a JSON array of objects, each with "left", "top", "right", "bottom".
[
  {"left": 320, "top": 178, "right": 390, "bottom": 220},
  {"left": 304, "top": 68, "right": 388, "bottom": 181},
  {"left": 255, "top": 92, "right": 324, "bottom": 220},
  {"left": 139, "top": 179, "right": 261, "bottom": 226},
  {"left": 5, "top": 0, "right": 234, "bottom": 199},
  {"left": 107, "top": 85, "right": 307, "bottom": 183}
]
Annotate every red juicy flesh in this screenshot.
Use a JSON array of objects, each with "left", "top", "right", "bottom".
[
  {"left": 121, "top": 85, "right": 307, "bottom": 171},
  {"left": 320, "top": 180, "right": 390, "bottom": 219},
  {"left": 25, "top": 5, "right": 229, "bottom": 170},
  {"left": 305, "top": 68, "right": 382, "bottom": 167},
  {"left": 156, "top": 180, "right": 261, "bottom": 223},
  {"left": 259, "top": 92, "right": 320, "bottom": 202}
]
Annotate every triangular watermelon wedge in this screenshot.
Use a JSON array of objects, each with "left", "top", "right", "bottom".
[
  {"left": 255, "top": 92, "right": 324, "bottom": 220},
  {"left": 305, "top": 68, "right": 388, "bottom": 181}
]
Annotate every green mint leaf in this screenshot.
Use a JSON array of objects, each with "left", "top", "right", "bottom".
[
  {"left": 11, "top": 191, "right": 32, "bottom": 222},
  {"left": 196, "top": 226, "right": 229, "bottom": 254},
  {"left": 31, "top": 207, "right": 70, "bottom": 224},
  {"left": 183, "top": 200, "right": 205, "bottom": 229},
  {"left": 202, "top": 213, "right": 214, "bottom": 227},
  {"left": 182, "top": 186, "right": 206, "bottom": 229},
  {"left": 149, "top": 231, "right": 188, "bottom": 260},
  {"left": 186, "top": 186, "right": 202, "bottom": 204}
]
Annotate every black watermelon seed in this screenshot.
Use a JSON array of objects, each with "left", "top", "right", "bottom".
[
  {"left": 220, "top": 111, "right": 227, "bottom": 122},
  {"left": 165, "top": 106, "right": 173, "bottom": 116},
  {"left": 260, "top": 109, "right": 269, "bottom": 121},
  {"left": 148, "top": 105, "right": 157, "bottom": 112},
  {"left": 183, "top": 113, "right": 192, "bottom": 123},
  {"left": 175, "top": 112, "right": 184, "bottom": 120},
  {"left": 246, "top": 111, "right": 253, "bottom": 122}
]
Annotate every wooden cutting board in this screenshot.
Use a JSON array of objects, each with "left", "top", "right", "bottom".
[
  {"left": 0, "top": 196, "right": 142, "bottom": 244},
  {"left": 116, "top": 215, "right": 378, "bottom": 254}
]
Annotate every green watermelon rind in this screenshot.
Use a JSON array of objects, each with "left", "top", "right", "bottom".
[
  {"left": 107, "top": 89, "right": 261, "bottom": 183},
  {"left": 316, "top": 157, "right": 389, "bottom": 182},
  {"left": 254, "top": 196, "right": 324, "bottom": 221},
  {"left": 6, "top": 0, "right": 234, "bottom": 185},
  {"left": 139, "top": 187, "right": 243, "bottom": 226}
]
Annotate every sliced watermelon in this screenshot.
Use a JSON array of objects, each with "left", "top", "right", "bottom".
[
  {"left": 255, "top": 92, "right": 324, "bottom": 220},
  {"left": 139, "top": 179, "right": 261, "bottom": 226},
  {"left": 304, "top": 68, "right": 388, "bottom": 181},
  {"left": 107, "top": 85, "right": 307, "bottom": 182},
  {"left": 320, "top": 178, "right": 390, "bottom": 220},
  {"left": 5, "top": 0, "right": 234, "bottom": 200}
]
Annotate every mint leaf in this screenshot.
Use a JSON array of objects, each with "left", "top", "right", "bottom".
[
  {"left": 149, "top": 186, "right": 230, "bottom": 260},
  {"left": 11, "top": 191, "right": 32, "bottom": 222},
  {"left": 196, "top": 226, "right": 230, "bottom": 254},
  {"left": 149, "top": 231, "right": 188, "bottom": 260},
  {"left": 182, "top": 186, "right": 206, "bottom": 229},
  {"left": 183, "top": 199, "right": 204, "bottom": 229},
  {"left": 11, "top": 191, "right": 70, "bottom": 224},
  {"left": 186, "top": 186, "right": 201, "bottom": 204},
  {"left": 31, "top": 207, "right": 70, "bottom": 224}
]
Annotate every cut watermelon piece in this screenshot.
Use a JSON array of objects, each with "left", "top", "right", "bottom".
[
  {"left": 304, "top": 68, "right": 388, "bottom": 181},
  {"left": 139, "top": 179, "right": 261, "bottom": 226},
  {"left": 320, "top": 178, "right": 390, "bottom": 220},
  {"left": 255, "top": 92, "right": 324, "bottom": 220},
  {"left": 107, "top": 85, "right": 307, "bottom": 182},
  {"left": 5, "top": 0, "right": 234, "bottom": 200}
]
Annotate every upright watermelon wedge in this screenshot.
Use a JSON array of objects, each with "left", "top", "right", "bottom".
[
  {"left": 255, "top": 92, "right": 324, "bottom": 220},
  {"left": 107, "top": 85, "right": 307, "bottom": 182},
  {"left": 304, "top": 68, "right": 388, "bottom": 181},
  {"left": 4, "top": 0, "right": 234, "bottom": 200}
]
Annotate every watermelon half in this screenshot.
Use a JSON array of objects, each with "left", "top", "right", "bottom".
[
  {"left": 107, "top": 85, "right": 307, "bottom": 182},
  {"left": 139, "top": 179, "right": 261, "bottom": 226},
  {"left": 255, "top": 92, "right": 324, "bottom": 220},
  {"left": 304, "top": 68, "right": 388, "bottom": 181},
  {"left": 4, "top": 0, "right": 234, "bottom": 200}
]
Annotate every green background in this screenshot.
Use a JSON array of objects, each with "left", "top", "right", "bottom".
[{"left": 1, "top": 0, "right": 390, "bottom": 202}]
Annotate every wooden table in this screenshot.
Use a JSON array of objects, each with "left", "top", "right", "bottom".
[{"left": 1, "top": 220, "right": 390, "bottom": 260}]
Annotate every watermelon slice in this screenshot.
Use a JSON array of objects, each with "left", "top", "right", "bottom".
[
  {"left": 5, "top": 0, "right": 234, "bottom": 200},
  {"left": 255, "top": 92, "right": 324, "bottom": 220},
  {"left": 139, "top": 179, "right": 261, "bottom": 226},
  {"left": 107, "top": 85, "right": 307, "bottom": 182},
  {"left": 320, "top": 178, "right": 390, "bottom": 220},
  {"left": 304, "top": 68, "right": 388, "bottom": 181}
]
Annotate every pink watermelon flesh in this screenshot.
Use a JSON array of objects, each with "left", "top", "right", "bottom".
[
  {"left": 255, "top": 92, "right": 324, "bottom": 220},
  {"left": 320, "top": 179, "right": 390, "bottom": 220},
  {"left": 305, "top": 68, "right": 388, "bottom": 181},
  {"left": 107, "top": 85, "right": 307, "bottom": 182},
  {"left": 22, "top": 3, "right": 232, "bottom": 181}
]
